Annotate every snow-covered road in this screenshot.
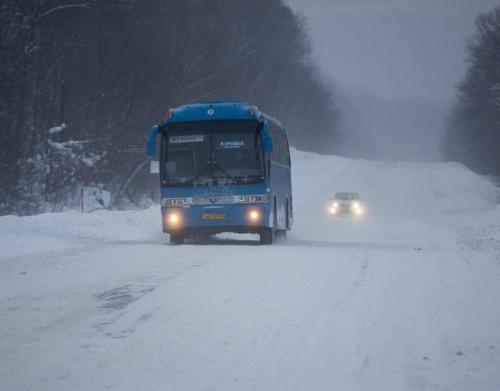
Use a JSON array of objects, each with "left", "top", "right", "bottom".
[{"left": 2, "top": 151, "right": 500, "bottom": 391}]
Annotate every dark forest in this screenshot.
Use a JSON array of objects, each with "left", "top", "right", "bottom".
[
  {"left": 2, "top": 1, "right": 499, "bottom": 216},
  {"left": 0, "top": 0, "right": 340, "bottom": 214}
]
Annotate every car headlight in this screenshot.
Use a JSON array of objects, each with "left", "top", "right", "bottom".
[
  {"left": 352, "top": 202, "right": 360, "bottom": 209},
  {"left": 333, "top": 202, "right": 339, "bottom": 208}
]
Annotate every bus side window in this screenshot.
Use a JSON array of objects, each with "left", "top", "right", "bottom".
[
  {"left": 270, "top": 124, "right": 289, "bottom": 166},
  {"left": 281, "top": 131, "right": 288, "bottom": 166},
  {"left": 270, "top": 126, "right": 278, "bottom": 164},
  {"left": 283, "top": 130, "right": 291, "bottom": 166},
  {"left": 269, "top": 128, "right": 273, "bottom": 163},
  {"left": 277, "top": 129, "right": 286, "bottom": 166}
]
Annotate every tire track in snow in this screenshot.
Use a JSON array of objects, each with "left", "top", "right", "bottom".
[
  {"left": 331, "top": 255, "right": 370, "bottom": 312},
  {"left": 85, "top": 245, "right": 253, "bottom": 340}
]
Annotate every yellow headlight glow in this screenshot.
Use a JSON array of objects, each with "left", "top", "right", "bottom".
[
  {"left": 248, "top": 210, "right": 260, "bottom": 222},
  {"left": 167, "top": 212, "right": 181, "bottom": 225}
]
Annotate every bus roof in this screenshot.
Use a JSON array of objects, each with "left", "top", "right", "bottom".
[{"left": 162, "top": 100, "right": 283, "bottom": 128}]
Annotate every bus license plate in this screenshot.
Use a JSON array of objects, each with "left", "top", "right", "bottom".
[{"left": 202, "top": 213, "right": 226, "bottom": 220}]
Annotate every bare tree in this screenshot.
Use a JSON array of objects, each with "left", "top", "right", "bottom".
[
  {"left": 443, "top": 5, "right": 500, "bottom": 176},
  {"left": 0, "top": 0, "right": 341, "bottom": 215}
]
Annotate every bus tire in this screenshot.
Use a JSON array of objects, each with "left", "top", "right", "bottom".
[
  {"left": 259, "top": 228, "right": 273, "bottom": 245},
  {"left": 170, "top": 232, "right": 184, "bottom": 245},
  {"left": 275, "top": 229, "right": 287, "bottom": 240},
  {"left": 285, "top": 199, "right": 290, "bottom": 229},
  {"left": 196, "top": 232, "right": 211, "bottom": 241},
  {"left": 273, "top": 197, "right": 278, "bottom": 229}
]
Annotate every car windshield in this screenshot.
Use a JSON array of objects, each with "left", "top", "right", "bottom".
[
  {"left": 335, "top": 192, "right": 360, "bottom": 200},
  {"left": 161, "top": 120, "right": 264, "bottom": 186}
]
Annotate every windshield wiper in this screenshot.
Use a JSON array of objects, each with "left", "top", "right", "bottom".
[
  {"left": 210, "top": 161, "right": 231, "bottom": 177},
  {"left": 232, "top": 175, "right": 262, "bottom": 184},
  {"left": 210, "top": 161, "right": 235, "bottom": 185},
  {"left": 190, "top": 161, "right": 214, "bottom": 186},
  {"left": 192, "top": 175, "right": 214, "bottom": 186}
]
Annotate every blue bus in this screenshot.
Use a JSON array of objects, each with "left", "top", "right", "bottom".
[{"left": 147, "top": 100, "right": 292, "bottom": 244}]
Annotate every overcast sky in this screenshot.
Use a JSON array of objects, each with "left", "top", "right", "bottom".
[{"left": 285, "top": 0, "right": 499, "bottom": 101}]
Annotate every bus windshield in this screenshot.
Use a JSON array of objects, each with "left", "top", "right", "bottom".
[{"left": 161, "top": 120, "right": 264, "bottom": 186}]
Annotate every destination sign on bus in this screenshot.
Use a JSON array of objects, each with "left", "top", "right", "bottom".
[
  {"left": 218, "top": 140, "right": 245, "bottom": 149},
  {"left": 169, "top": 135, "right": 205, "bottom": 143}
]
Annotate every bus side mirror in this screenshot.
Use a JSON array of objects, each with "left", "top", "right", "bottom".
[
  {"left": 262, "top": 123, "right": 273, "bottom": 153},
  {"left": 147, "top": 125, "right": 161, "bottom": 157},
  {"left": 150, "top": 160, "right": 159, "bottom": 174}
]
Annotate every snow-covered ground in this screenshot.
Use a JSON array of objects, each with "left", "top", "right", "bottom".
[{"left": 1, "top": 150, "right": 500, "bottom": 391}]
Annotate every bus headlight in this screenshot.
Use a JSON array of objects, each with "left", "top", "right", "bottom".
[
  {"left": 166, "top": 211, "right": 182, "bottom": 226},
  {"left": 248, "top": 209, "right": 260, "bottom": 222}
]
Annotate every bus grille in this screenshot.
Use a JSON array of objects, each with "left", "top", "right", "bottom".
[{"left": 191, "top": 195, "right": 235, "bottom": 205}]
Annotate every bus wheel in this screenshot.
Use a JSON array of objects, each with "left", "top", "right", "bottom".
[
  {"left": 285, "top": 200, "right": 290, "bottom": 229},
  {"left": 196, "top": 232, "right": 211, "bottom": 241},
  {"left": 275, "top": 230, "right": 287, "bottom": 240},
  {"left": 170, "top": 232, "right": 184, "bottom": 245},
  {"left": 259, "top": 228, "right": 273, "bottom": 245}
]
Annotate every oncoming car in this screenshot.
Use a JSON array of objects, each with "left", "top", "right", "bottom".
[{"left": 328, "top": 192, "right": 365, "bottom": 217}]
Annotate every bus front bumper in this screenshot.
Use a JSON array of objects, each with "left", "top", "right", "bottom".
[{"left": 161, "top": 203, "right": 270, "bottom": 234}]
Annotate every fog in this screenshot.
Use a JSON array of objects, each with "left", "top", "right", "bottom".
[{"left": 285, "top": 0, "right": 499, "bottom": 161}]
